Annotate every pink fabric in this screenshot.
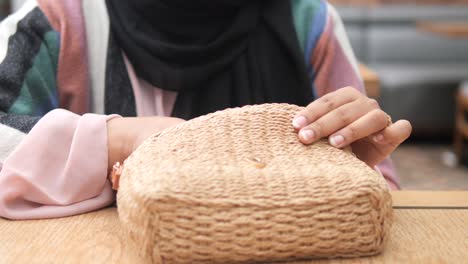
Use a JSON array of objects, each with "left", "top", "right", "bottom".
[
  {"left": 377, "top": 158, "right": 399, "bottom": 190},
  {"left": 38, "top": 0, "right": 90, "bottom": 114},
  {"left": 123, "top": 54, "right": 177, "bottom": 117},
  {"left": 0, "top": 110, "right": 118, "bottom": 220},
  {"left": 311, "top": 15, "right": 364, "bottom": 97}
]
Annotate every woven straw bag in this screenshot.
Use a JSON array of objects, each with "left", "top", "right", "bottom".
[{"left": 117, "top": 103, "right": 393, "bottom": 264}]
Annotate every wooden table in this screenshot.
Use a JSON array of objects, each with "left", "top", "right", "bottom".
[
  {"left": 359, "top": 63, "right": 380, "bottom": 98},
  {"left": 417, "top": 21, "right": 468, "bottom": 38},
  {"left": 1, "top": 191, "right": 467, "bottom": 263}
]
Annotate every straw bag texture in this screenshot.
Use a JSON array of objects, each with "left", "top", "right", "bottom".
[{"left": 117, "top": 103, "right": 393, "bottom": 264}]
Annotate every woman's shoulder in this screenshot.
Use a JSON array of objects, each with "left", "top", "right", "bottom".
[
  {"left": 291, "top": 0, "right": 330, "bottom": 56},
  {"left": 291, "top": 0, "right": 328, "bottom": 23}
]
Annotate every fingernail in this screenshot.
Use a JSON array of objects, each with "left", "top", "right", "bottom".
[
  {"left": 373, "top": 134, "right": 384, "bottom": 142},
  {"left": 300, "top": 129, "right": 315, "bottom": 142},
  {"left": 330, "top": 135, "right": 345, "bottom": 147},
  {"left": 292, "top": 116, "right": 308, "bottom": 129}
]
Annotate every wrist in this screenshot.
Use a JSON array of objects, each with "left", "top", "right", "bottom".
[
  {"left": 106, "top": 116, "right": 186, "bottom": 187},
  {"left": 107, "top": 117, "right": 133, "bottom": 174}
]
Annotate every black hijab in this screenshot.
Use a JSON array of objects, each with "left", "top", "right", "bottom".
[{"left": 106, "top": 0, "right": 313, "bottom": 120}]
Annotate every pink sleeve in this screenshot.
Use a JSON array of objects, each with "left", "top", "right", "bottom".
[
  {"left": 376, "top": 159, "right": 400, "bottom": 190},
  {"left": 311, "top": 5, "right": 364, "bottom": 97},
  {"left": 0, "top": 109, "right": 119, "bottom": 220},
  {"left": 312, "top": 6, "right": 400, "bottom": 190}
]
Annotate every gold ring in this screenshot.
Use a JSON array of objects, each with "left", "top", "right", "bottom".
[{"left": 386, "top": 115, "right": 393, "bottom": 127}]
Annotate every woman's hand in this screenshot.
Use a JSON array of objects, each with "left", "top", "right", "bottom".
[
  {"left": 106, "top": 116, "right": 185, "bottom": 171},
  {"left": 292, "top": 87, "right": 412, "bottom": 168}
]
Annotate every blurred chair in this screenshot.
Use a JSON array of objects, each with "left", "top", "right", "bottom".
[{"left": 454, "top": 81, "right": 468, "bottom": 163}]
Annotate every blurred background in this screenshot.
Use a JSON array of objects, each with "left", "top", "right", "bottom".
[
  {"left": 328, "top": 0, "right": 468, "bottom": 190},
  {"left": 2, "top": 0, "right": 468, "bottom": 190}
]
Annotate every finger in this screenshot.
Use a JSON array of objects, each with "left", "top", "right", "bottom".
[
  {"left": 372, "top": 119, "right": 412, "bottom": 147},
  {"left": 328, "top": 109, "right": 389, "bottom": 148},
  {"left": 292, "top": 87, "right": 366, "bottom": 130},
  {"left": 362, "top": 120, "right": 412, "bottom": 167},
  {"left": 298, "top": 98, "right": 378, "bottom": 144}
]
